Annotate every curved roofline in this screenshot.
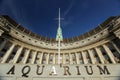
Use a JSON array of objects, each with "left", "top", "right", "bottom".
[{"left": 1, "top": 15, "right": 117, "bottom": 43}]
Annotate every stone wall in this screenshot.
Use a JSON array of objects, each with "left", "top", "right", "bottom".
[{"left": 0, "top": 64, "right": 120, "bottom": 80}]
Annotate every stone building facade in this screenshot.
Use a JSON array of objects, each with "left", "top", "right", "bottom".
[{"left": 0, "top": 15, "right": 120, "bottom": 80}]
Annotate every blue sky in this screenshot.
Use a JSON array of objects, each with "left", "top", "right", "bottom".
[{"left": 0, "top": 0, "right": 120, "bottom": 38}]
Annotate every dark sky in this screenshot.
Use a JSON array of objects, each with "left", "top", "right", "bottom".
[{"left": 0, "top": 0, "right": 120, "bottom": 38}]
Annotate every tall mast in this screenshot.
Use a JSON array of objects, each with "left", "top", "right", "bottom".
[
  {"left": 58, "top": 8, "right": 61, "bottom": 28},
  {"left": 56, "top": 8, "right": 63, "bottom": 64}
]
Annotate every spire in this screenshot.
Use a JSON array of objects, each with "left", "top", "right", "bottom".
[{"left": 56, "top": 8, "right": 63, "bottom": 41}]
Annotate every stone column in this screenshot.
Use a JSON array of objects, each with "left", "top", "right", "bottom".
[
  {"left": 46, "top": 53, "right": 49, "bottom": 64},
  {"left": 88, "top": 50, "right": 96, "bottom": 64},
  {"left": 55, "top": 54, "right": 57, "bottom": 64},
  {"left": 1, "top": 44, "right": 15, "bottom": 63},
  {"left": 111, "top": 41, "right": 120, "bottom": 54},
  {"left": 39, "top": 52, "right": 43, "bottom": 64},
  {"left": 12, "top": 46, "right": 23, "bottom": 63},
  {"left": 75, "top": 53, "right": 80, "bottom": 64},
  {"left": 103, "top": 44, "right": 116, "bottom": 63},
  {"left": 63, "top": 53, "right": 66, "bottom": 64},
  {"left": 81, "top": 51, "right": 88, "bottom": 64},
  {"left": 0, "top": 29, "right": 4, "bottom": 36},
  {"left": 31, "top": 51, "right": 37, "bottom": 64},
  {"left": 110, "top": 41, "right": 120, "bottom": 62},
  {"left": 0, "top": 39, "right": 7, "bottom": 51},
  {"left": 22, "top": 49, "right": 30, "bottom": 64},
  {"left": 69, "top": 53, "right": 73, "bottom": 64},
  {"left": 53, "top": 53, "right": 56, "bottom": 64},
  {"left": 95, "top": 47, "right": 105, "bottom": 64}
]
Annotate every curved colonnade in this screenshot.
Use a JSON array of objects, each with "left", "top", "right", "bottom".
[{"left": 0, "top": 15, "right": 120, "bottom": 65}]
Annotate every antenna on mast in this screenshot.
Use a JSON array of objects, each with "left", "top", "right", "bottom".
[
  {"left": 56, "top": 8, "right": 64, "bottom": 64},
  {"left": 58, "top": 8, "right": 61, "bottom": 28}
]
